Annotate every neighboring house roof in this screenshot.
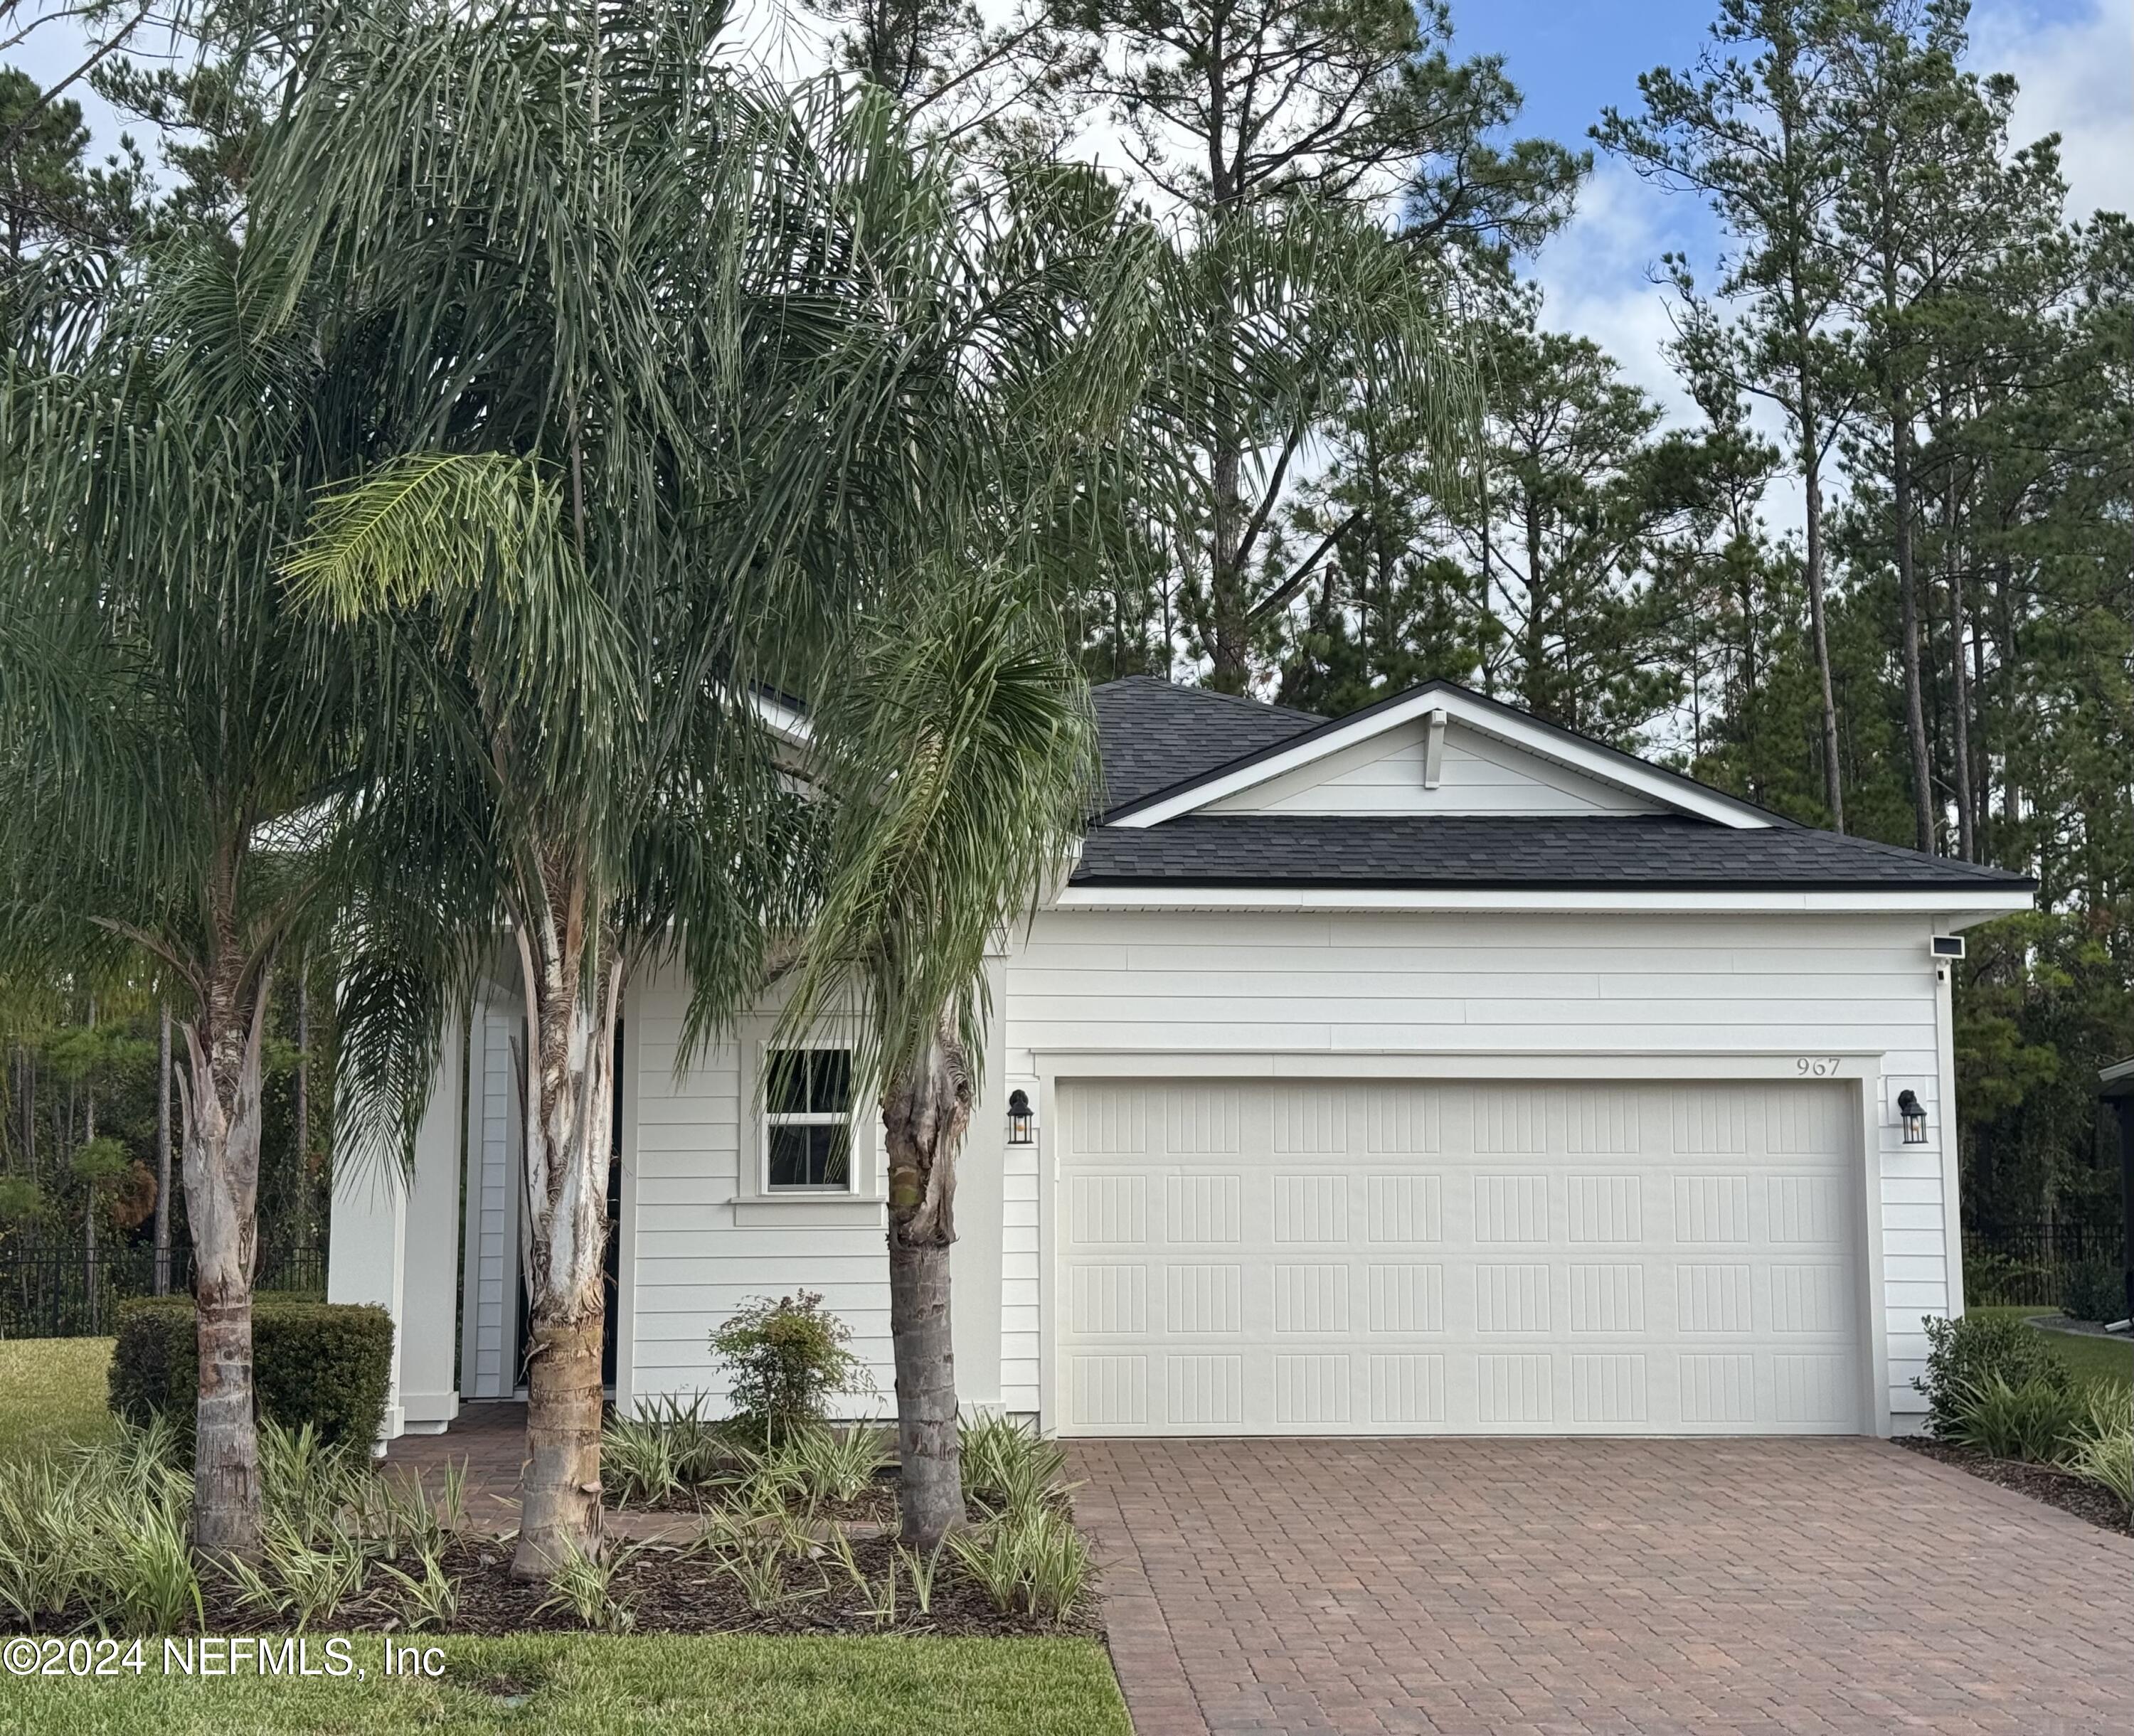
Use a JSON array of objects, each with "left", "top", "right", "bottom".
[
  {"left": 1091, "top": 676, "right": 1322, "bottom": 812},
  {"left": 1082, "top": 677, "right": 2037, "bottom": 899},
  {"left": 1072, "top": 814, "right": 2034, "bottom": 891}
]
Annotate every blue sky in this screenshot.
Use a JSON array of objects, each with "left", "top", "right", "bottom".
[{"left": 9, "top": 0, "right": 2130, "bottom": 431}]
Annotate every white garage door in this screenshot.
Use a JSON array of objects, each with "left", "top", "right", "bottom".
[{"left": 1053, "top": 1080, "right": 1864, "bottom": 1435}]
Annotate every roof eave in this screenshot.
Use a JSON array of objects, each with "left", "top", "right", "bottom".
[{"left": 1053, "top": 882, "right": 2037, "bottom": 918}]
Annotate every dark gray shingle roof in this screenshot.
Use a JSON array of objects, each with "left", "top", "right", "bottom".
[
  {"left": 1071, "top": 815, "right": 2034, "bottom": 892},
  {"left": 1092, "top": 676, "right": 1321, "bottom": 812}
]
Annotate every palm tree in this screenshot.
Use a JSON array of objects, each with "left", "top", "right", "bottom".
[
  {"left": 270, "top": 1, "right": 1154, "bottom": 1573},
  {"left": 0, "top": 237, "right": 357, "bottom": 1560},
  {"left": 780, "top": 564, "right": 1098, "bottom": 1548}
]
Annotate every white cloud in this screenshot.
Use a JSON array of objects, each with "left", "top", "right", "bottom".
[
  {"left": 1973, "top": 0, "right": 2134, "bottom": 226},
  {"left": 1528, "top": 159, "right": 1707, "bottom": 419}
]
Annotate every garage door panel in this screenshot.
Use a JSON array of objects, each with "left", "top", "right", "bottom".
[{"left": 1057, "top": 1079, "right": 1864, "bottom": 1437}]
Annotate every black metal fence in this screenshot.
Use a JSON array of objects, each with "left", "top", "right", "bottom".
[
  {"left": 1964, "top": 1220, "right": 2122, "bottom": 1308},
  {"left": 0, "top": 1241, "right": 327, "bottom": 1339}
]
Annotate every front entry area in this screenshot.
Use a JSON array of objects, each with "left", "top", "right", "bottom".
[{"left": 1054, "top": 1078, "right": 1867, "bottom": 1434}]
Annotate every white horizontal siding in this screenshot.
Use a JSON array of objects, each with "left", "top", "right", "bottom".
[
  {"left": 1005, "top": 909, "right": 1960, "bottom": 1425},
  {"left": 1205, "top": 718, "right": 1660, "bottom": 816},
  {"left": 621, "top": 967, "right": 894, "bottom": 1417}
]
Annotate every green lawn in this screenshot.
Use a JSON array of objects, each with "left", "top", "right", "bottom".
[
  {"left": 0, "top": 1336, "right": 116, "bottom": 1458},
  {"left": 0, "top": 1634, "right": 1134, "bottom": 1735},
  {"left": 1969, "top": 1305, "right": 2133, "bottom": 1389}
]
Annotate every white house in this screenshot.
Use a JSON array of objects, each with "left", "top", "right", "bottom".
[{"left": 329, "top": 676, "right": 2034, "bottom": 1442}]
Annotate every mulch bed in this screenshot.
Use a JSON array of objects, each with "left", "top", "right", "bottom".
[
  {"left": 0, "top": 1532, "right": 1102, "bottom": 1641},
  {"left": 1898, "top": 1436, "right": 2134, "bottom": 1540},
  {"left": 612, "top": 1481, "right": 900, "bottom": 1528}
]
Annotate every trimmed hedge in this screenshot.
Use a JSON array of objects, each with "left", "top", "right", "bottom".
[{"left": 110, "top": 1294, "right": 394, "bottom": 1449}]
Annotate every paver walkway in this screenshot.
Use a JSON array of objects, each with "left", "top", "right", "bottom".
[
  {"left": 1071, "top": 1436, "right": 2134, "bottom": 1736},
  {"left": 380, "top": 1400, "right": 695, "bottom": 1543}
]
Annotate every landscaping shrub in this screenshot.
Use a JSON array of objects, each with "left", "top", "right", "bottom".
[
  {"left": 1916, "top": 1311, "right": 2071, "bottom": 1434},
  {"left": 708, "top": 1292, "right": 869, "bottom": 1440},
  {"left": 947, "top": 1506, "right": 1092, "bottom": 1624},
  {"left": 2065, "top": 1383, "right": 2133, "bottom": 1515},
  {"left": 962, "top": 1413, "right": 1073, "bottom": 1518},
  {"left": 110, "top": 1295, "right": 393, "bottom": 1449},
  {"left": 2061, "top": 1259, "right": 2128, "bottom": 1325},
  {"left": 1941, "top": 1374, "right": 2083, "bottom": 1463}
]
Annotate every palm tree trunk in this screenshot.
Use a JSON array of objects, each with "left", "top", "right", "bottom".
[
  {"left": 176, "top": 953, "right": 275, "bottom": 1565},
  {"left": 887, "top": 1224, "right": 960, "bottom": 1546},
  {"left": 509, "top": 912, "right": 620, "bottom": 1580},
  {"left": 882, "top": 1016, "right": 972, "bottom": 1550}
]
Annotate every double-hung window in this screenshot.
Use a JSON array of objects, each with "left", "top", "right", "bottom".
[{"left": 764, "top": 1047, "right": 854, "bottom": 1191}]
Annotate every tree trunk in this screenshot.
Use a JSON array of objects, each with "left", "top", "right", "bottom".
[
  {"left": 519, "top": 1309, "right": 604, "bottom": 1572},
  {"left": 1890, "top": 397, "right": 1933, "bottom": 854},
  {"left": 509, "top": 900, "right": 620, "bottom": 1581},
  {"left": 156, "top": 1004, "right": 171, "bottom": 1296},
  {"left": 1209, "top": 440, "right": 1248, "bottom": 691},
  {"left": 1801, "top": 437, "right": 1844, "bottom": 831},
  {"left": 1945, "top": 485, "right": 1975, "bottom": 862},
  {"left": 881, "top": 1016, "right": 973, "bottom": 1550},
  {"left": 887, "top": 1227, "right": 960, "bottom": 1548},
  {"left": 294, "top": 958, "right": 309, "bottom": 1181},
  {"left": 176, "top": 954, "right": 275, "bottom": 1565},
  {"left": 84, "top": 1072, "right": 97, "bottom": 1333}
]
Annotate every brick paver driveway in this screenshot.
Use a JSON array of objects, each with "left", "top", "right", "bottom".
[{"left": 1071, "top": 1437, "right": 2134, "bottom": 1736}]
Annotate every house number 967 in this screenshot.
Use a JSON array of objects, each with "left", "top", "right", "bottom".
[{"left": 1795, "top": 1057, "right": 1840, "bottom": 1077}]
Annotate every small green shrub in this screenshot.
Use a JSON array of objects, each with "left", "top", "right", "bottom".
[
  {"left": 1916, "top": 1311, "right": 2071, "bottom": 1434},
  {"left": 602, "top": 1411, "right": 685, "bottom": 1508},
  {"left": 535, "top": 1536, "right": 640, "bottom": 1633},
  {"left": 962, "top": 1413, "right": 1074, "bottom": 1518},
  {"left": 2061, "top": 1260, "right": 2128, "bottom": 1325},
  {"left": 1941, "top": 1374, "right": 2083, "bottom": 1463},
  {"left": 110, "top": 1294, "right": 394, "bottom": 1449},
  {"left": 708, "top": 1292, "right": 869, "bottom": 1441},
  {"left": 2064, "top": 1381, "right": 2133, "bottom": 1515},
  {"left": 787, "top": 1422, "right": 893, "bottom": 1508},
  {"left": 947, "top": 1506, "right": 1093, "bottom": 1625}
]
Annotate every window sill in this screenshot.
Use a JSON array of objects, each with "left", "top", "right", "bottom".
[{"left": 731, "top": 1197, "right": 886, "bottom": 1228}]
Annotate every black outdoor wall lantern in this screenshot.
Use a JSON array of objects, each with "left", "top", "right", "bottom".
[
  {"left": 1896, "top": 1089, "right": 1928, "bottom": 1145},
  {"left": 1007, "top": 1089, "right": 1034, "bottom": 1145}
]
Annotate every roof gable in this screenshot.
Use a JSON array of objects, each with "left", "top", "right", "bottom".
[
  {"left": 1203, "top": 713, "right": 1665, "bottom": 817},
  {"left": 1105, "top": 681, "right": 1777, "bottom": 831}
]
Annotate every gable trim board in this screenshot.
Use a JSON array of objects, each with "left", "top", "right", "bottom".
[{"left": 1105, "top": 682, "right": 1782, "bottom": 830}]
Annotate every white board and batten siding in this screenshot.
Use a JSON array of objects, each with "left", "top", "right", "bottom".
[
  {"left": 1000, "top": 909, "right": 1961, "bottom": 1432},
  {"left": 459, "top": 1000, "right": 524, "bottom": 1401}
]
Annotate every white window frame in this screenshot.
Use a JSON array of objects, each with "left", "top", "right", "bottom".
[
  {"left": 763, "top": 1042, "right": 856, "bottom": 1194},
  {"left": 734, "top": 1029, "right": 883, "bottom": 1225}
]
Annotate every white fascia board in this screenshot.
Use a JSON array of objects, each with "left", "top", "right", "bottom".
[
  {"left": 1051, "top": 885, "right": 2037, "bottom": 918},
  {"left": 1110, "top": 686, "right": 1772, "bottom": 830}
]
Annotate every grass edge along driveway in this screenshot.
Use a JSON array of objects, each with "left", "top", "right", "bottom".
[{"left": 1, "top": 1632, "right": 1134, "bottom": 1735}]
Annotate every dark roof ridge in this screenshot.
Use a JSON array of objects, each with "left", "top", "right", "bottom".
[{"left": 1091, "top": 673, "right": 1322, "bottom": 724}]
